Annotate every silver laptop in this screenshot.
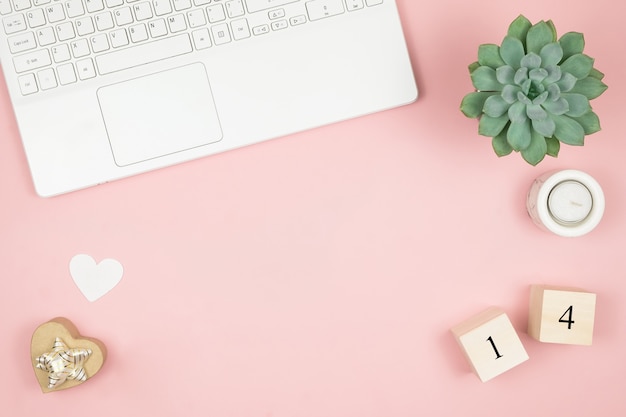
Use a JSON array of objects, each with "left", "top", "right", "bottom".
[{"left": 1, "top": 0, "right": 417, "bottom": 197}]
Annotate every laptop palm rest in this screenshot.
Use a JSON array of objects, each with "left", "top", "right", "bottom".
[{"left": 96, "top": 63, "right": 222, "bottom": 167}]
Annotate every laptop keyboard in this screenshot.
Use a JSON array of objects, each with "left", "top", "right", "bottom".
[{"left": 1, "top": 0, "right": 385, "bottom": 96}]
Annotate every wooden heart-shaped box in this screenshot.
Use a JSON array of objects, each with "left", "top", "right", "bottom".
[{"left": 31, "top": 318, "right": 107, "bottom": 393}]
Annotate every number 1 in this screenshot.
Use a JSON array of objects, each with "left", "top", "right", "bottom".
[{"left": 486, "top": 336, "right": 503, "bottom": 359}]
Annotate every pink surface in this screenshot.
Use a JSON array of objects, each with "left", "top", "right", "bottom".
[{"left": 1, "top": 1, "right": 625, "bottom": 415}]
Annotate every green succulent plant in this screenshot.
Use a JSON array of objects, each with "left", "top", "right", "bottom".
[{"left": 460, "top": 15, "right": 608, "bottom": 165}]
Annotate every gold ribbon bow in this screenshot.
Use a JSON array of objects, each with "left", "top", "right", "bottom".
[{"left": 35, "top": 337, "right": 92, "bottom": 390}]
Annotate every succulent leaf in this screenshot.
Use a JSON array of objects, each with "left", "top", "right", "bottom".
[
  {"left": 562, "top": 93, "right": 591, "bottom": 117},
  {"left": 508, "top": 101, "right": 527, "bottom": 122},
  {"left": 471, "top": 66, "right": 503, "bottom": 91},
  {"left": 527, "top": 103, "right": 548, "bottom": 120},
  {"left": 517, "top": 89, "right": 532, "bottom": 104},
  {"left": 483, "top": 95, "right": 511, "bottom": 117},
  {"left": 507, "top": 15, "right": 532, "bottom": 46},
  {"left": 507, "top": 119, "right": 532, "bottom": 150},
  {"left": 496, "top": 66, "right": 516, "bottom": 85},
  {"left": 532, "top": 91, "right": 549, "bottom": 105},
  {"left": 555, "top": 72, "right": 577, "bottom": 92},
  {"left": 539, "top": 43, "right": 564, "bottom": 67},
  {"left": 478, "top": 114, "right": 509, "bottom": 137},
  {"left": 492, "top": 130, "right": 513, "bottom": 156},
  {"left": 521, "top": 53, "right": 542, "bottom": 69},
  {"left": 542, "top": 97, "right": 569, "bottom": 115},
  {"left": 532, "top": 116, "right": 556, "bottom": 137},
  {"left": 552, "top": 115, "right": 585, "bottom": 145},
  {"left": 501, "top": 85, "right": 520, "bottom": 104},
  {"left": 546, "top": 136, "right": 560, "bottom": 157},
  {"left": 514, "top": 67, "right": 529, "bottom": 86},
  {"left": 547, "top": 83, "right": 561, "bottom": 100},
  {"left": 573, "top": 111, "right": 601, "bottom": 134},
  {"left": 546, "top": 20, "right": 558, "bottom": 41},
  {"left": 544, "top": 65, "right": 562, "bottom": 84},
  {"left": 529, "top": 68, "right": 549, "bottom": 83},
  {"left": 521, "top": 131, "right": 548, "bottom": 165},
  {"left": 460, "top": 92, "right": 498, "bottom": 118},
  {"left": 526, "top": 21, "right": 556, "bottom": 54},
  {"left": 500, "top": 36, "right": 525, "bottom": 68},
  {"left": 560, "top": 54, "right": 594, "bottom": 79},
  {"left": 569, "top": 77, "right": 608, "bottom": 99},
  {"left": 468, "top": 61, "right": 480, "bottom": 74},
  {"left": 559, "top": 32, "right": 585, "bottom": 61},
  {"left": 478, "top": 44, "right": 506, "bottom": 68},
  {"left": 588, "top": 67, "right": 605, "bottom": 80}
]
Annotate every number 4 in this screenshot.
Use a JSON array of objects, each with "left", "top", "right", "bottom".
[{"left": 559, "top": 305, "right": 575, "bottom": 329}]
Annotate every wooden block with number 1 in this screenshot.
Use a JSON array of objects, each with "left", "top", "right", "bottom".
[
  {"left": 528, "top": 285, "right": 596, "bottom": 345},
  {"left": 451, "top": 307, "right": 529, "bottom": 382}
]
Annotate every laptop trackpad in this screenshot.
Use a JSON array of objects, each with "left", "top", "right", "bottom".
[{"left": 97, "top": 63, "right": 222, "bottom": 167}]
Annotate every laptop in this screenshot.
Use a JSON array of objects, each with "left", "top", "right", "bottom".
[{"left": 0, "top": 0, "right": 417, "bottom": 197}]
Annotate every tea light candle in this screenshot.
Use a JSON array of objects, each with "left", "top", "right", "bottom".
[
  {"left": 527, "top": 170, "right": 604, "bottom": 237},
  {"left": 548, "top": 180, "right": 593, "bottom": 224}
]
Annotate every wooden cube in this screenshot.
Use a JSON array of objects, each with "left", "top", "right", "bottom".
[
  {"left": 451, "top": 307, "right": 529, "bottom": 382},
  {"left": 528, "top": 285, "right": 596, "bottom": 345}
]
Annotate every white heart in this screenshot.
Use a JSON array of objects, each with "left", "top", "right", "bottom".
[{"left": 69, "top": 254, "right": 123, "bottom": 302}]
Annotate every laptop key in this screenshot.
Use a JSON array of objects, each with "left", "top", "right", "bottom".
[
  {"left": 95, "top": 33, "right": 193, "bottom": 74},
  {"left": 26, "top": 8, "right": 46, "bottom": 27},
  {"left": 76, "top": 57, "right": 96, "bottom": 79},
  {"left": 191, "top": 27, "right": 211, "bottom": 49},
  {"left": 3, "top": 13, "right": 26, "bottom": 34},
  {"left": 225, "top": 0, "right": 244, "bottom": 18},
  {"left": 57, "top": 62, "right": 77, "bottom": 85},
  {"left": 13, "top": 0, "right": 31, "bottom": 12},
  {"left": 211, "top": 23, "right": 231, "bottom": 45},
  {"left": 18, "top": 73, "right": 38, "bottom": 95},
  {"left": 7, "top": 30, "right": 36, "bottom": 53},
  {"left": 245, "top": 0, "right": 298, "bottom": 13},
  {"left": 345, "top": 0, "right": 364, "bottom": 10},
  {"left": 230, "top": 18, "right": 250, "bottom": 40},
  {"left": 0, "top": 0, "right": 12, "bottom": 15},
  {"left": 13, "top": 48, "right": 51, "bottom": 72},
  {"left": 37, "top": 67, "right": 58, "bottom": 90},
  {"left": 306, "top": 0, "right": 345, "bottom": 21}
]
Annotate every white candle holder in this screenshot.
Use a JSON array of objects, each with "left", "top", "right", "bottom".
[{"left": 527, "top": 170, "right": 605, "bottom": 237}]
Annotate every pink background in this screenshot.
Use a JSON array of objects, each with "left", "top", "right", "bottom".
[{"left": 1, "top": 0, "right": 625, "bottom": 415}]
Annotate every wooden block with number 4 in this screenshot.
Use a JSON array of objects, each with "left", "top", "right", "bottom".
[
  {"left": 451, "top": 307, "right": 529, "bottom": 382},
  {"left": 528, "top": 285, "right": 596, "bottom": 345}
]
